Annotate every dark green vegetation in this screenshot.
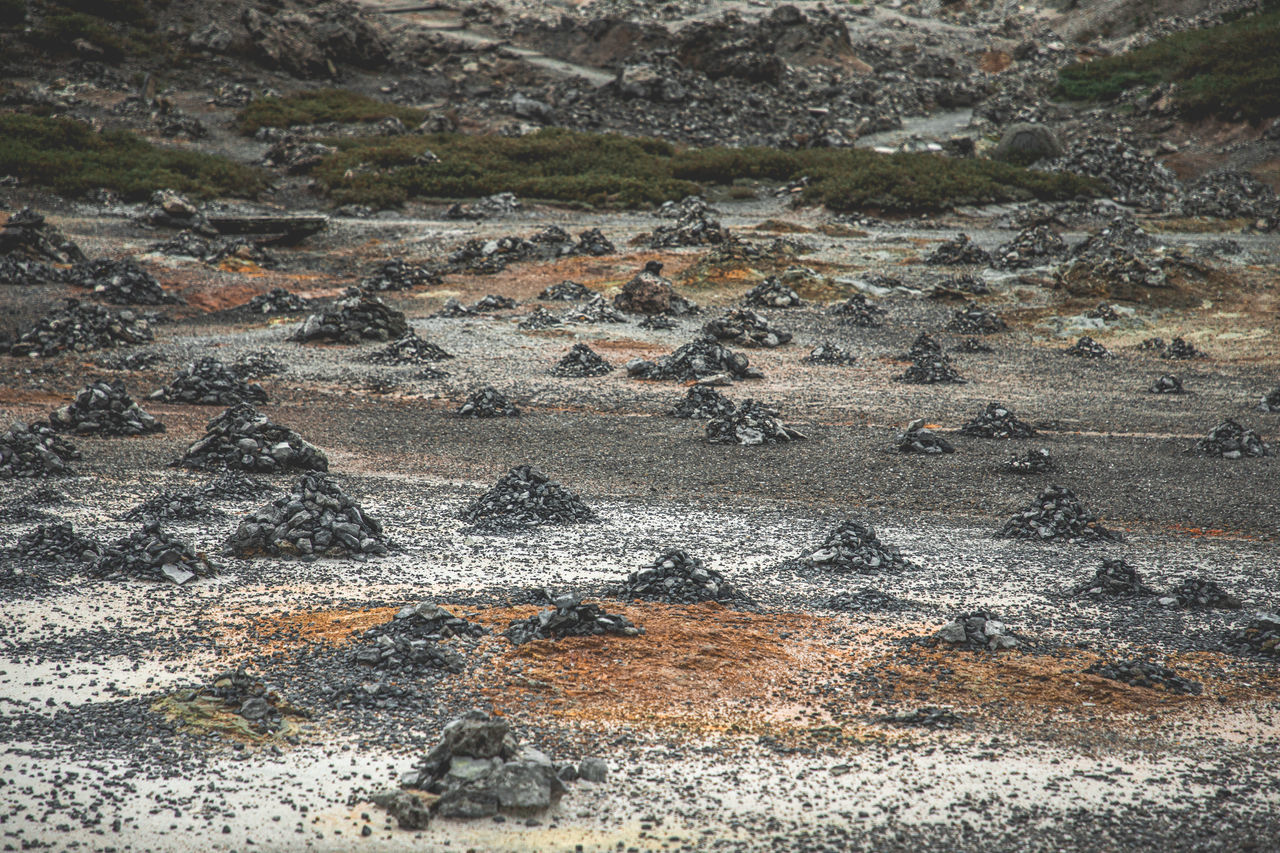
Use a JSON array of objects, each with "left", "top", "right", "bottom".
[
  {"left": 0, "top": 114, "right": 269, "bottom": 200},
  {"left": 1056, "top": 9, "right": 1280, "bottom": 123},
  {"left": 236, "top": 90, "right": 429, "bottom": 135},
  {"left": 0, "top": 0, "right": 26, "bottom": 27},
  {"left": 316, "top": 128, "right": 1103, "bottom": 212}
]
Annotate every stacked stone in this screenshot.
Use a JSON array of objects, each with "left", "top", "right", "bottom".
[
  {"left": 180, "top": 667, "right": 294, "bottom": 736},
  {"left": 174, "top": 404, "right": 329, "bottom": 473},
  {"left": 702, "top": 309, "right": 792, "bottom": 348},
  {"left": 559, "top": 295, "right": 627, "bottom": 325},
  {"left": 0, "top": 421, "right": 80, "bottom": 478},
  {"left": 706, "top": 400, "right": 805, "bottom": 445},
  {"left": 473, "top": 295, "right": 518, "bottom": 312},
  {"left": 1260, "top": 387, "right": 1280, "bottom": 413},
  {"left": 897, "top": 353, "right": 965, "bottom": 384},
  {"left": 226, "top": 473, "right": 388, "bottom": 559},
  {"left": 0, "top": 255, "right": 59, "bottom": 285},
  {"left": 1192, "top": 420, "right": 1269, "bottom": 458},
  {"left": 743, "top": 278, "right": 802, "bottom": 308},
  {"left": 947, "top": 305, "right": 1006, "bottom": 335},
  {"left": 669, "top": 386, "right": 736, "bottom": 419},
  {"left": 0, "top": 208, "right": 86, "bottom": 263},
  {"left": 91, "top": 521, "right": 216, "bottom": 585},
  {"left": 456, "top": 387, "right": 520, "bottom": 418},
  {"left": 958, "top": 403, "right": 1036, "bottom": 438},
  {"left": 1069, "top": 558, "right": 1154, "bottom": 598},
  {"left": 367, "top": 333, "right": 454, "bottom": 365},
  {"left": 1042, "top": 138, "right": 1182, "bottom": 211},
  {"left": 8, "top": 299, "right": 154, "bottom": 356},
  {"left": 613, "top": 262, "right": 699, "bottom": 316},
  {"left": 49, "top": 381, "right": 164, "bottom": 436},
  {"left": 1085, "top": 659, "right": 1201, "bottom": 694},
  {"left": 97, "top": 349, "right": 165, "bottom": 371},
  {"left": 1065, "top": 336, "right": 1113, "bottom": 359},
  {"left": 550, "top": 343, "right": 612, "bottom": 377},
  {"left": 1183, "top": 169, "right": 1279, "bottom": 221},
  {"left": 1157, "top": 577, "right": 1242, "bottom": 610},
  {"left": 990, "top": 225, "right": 1069, "bottom": 270},
  {"left": 1225, "top": 614, "right": 1280, "bottom": 658},
  {"left": 933, "top": 611, "right": 1020, "bottom": 650},
  {"left": 152, "top": 357, "right": 268, "bottom": 406},
  {"left": 360, "top": 259, "right": 443, "bottom": 292},
  {"left": 1150, "top": 374, "right": 1184, "bottom": 394},
  {"left": 647, "top": 203, "right": 729, "bottom": 248},
  {"left": 245, "top": 288, "right": 307, "bottom": 314},
  {"left": 124, "top": 490, "right": 222, "bottom": 523},
  {"left": 618, "top": 548, "right": 735, "bottom": 604},
  {"left": 931, "top": 273, "right": 991, "bottom": 298},
  {"left": 352, "top": 603, "right": 485, "bottom": 673},
  {"left": 67, "top": 259, "right": 174, "bottom": 305},
  {"left": 572, "top": 228, "right": 616, "bottom": 256},
  {"left": 231, "top": 351, "right": 285, "bottom": 379},
  {"left": 448, "top": 236, "right": 537, "bottom": 274},
  {"left": 638, "top": 314, "right": 676, "bottom": 331},
  {"left": 801, "top": 342, "right": 857, "bottom": 366},
  {"left": 831, "top": 293, "right": 886, "bottom": 327},
  {"left": 1161, "top": 337, "right": 1205, "bottom": 360},
  {"left": 1087, "top": 302, "right": 1120, "bottom": 322},
  {"left": 518, "top": 307, "right": 564, "bottom": 330},
  {"left": 504, "top": 594, "right": 644, "bottom": 645},
  {"left": 539, "top": 280, "right": 594, "bottom": 301},
  {"left": 925, "top": 234, "right": 991, "bottom": 265},
  {"left": 996, "top": 485, "right": 1120, "bottom": 543},
  {"left": 896, "top": 419, "right": 954, "bottom": 454},
  {"left": 289, "top": 295, "right": 409, "bottom": 344},
  {"left": 202, "top": 470, "right": 277, "bottom": 500},
  {"left": 432, "top": 299, "right": 475, "bottom": 319},
  {"left": 627, "top": 336, "right": 760, "bottom": 381},
  {"left": 904, "top": 333, "right": 943, "bottom": 361},
  {"left": 16, "top": 522, "right": 102, "bottom": 564},
  {"left": 459, "top": 465, "right": 597, "bottom": 529},
  {"left": 795, "top": 520, "right": 913, "bottom": 574},
  {"left": 1003, "top": 448, "right": 1055, "bottom": 473}
]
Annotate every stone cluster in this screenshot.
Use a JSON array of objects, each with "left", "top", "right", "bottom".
[
  {"left": 456, "top": 387, "right": 520, "bottom": 418},
  {"left": 896, "top": 419, "right": 955, "bottom": 454},
  {"left": 647, "top": 199, "right": 730, "bottom": 248},
  {"left": 0, "top": 421, "right": 80, "bottom": 478},
  {"left": 0, "top": 208, "right": 86, "bottom": 264},
  {"left": 91, "top": 521, "right": 216, "bottom": 585},
  {"left": 67, "top": 259, "right": 175, "bottom": 305},
  {"left": 550, "top": 343, "right": 613, "bottom": 377},
  {"left": 831, "top": 293, "right": 886, "bottom": 327},
  {"left": 244, "top": 288, "right": 308, "bottom": 314},
  {"left": 151, "top": 357, "right": 269, "bottom": 406},
  {"left": 925, "top": 233, "right": 990, "bottom": 266},
  {"left": 933, "top": 611, "right": 1020, "bottom": 650},
  {"left": 539, "top": 280, "right": 594, "bottom": 301},
  {"left": 174, "top": 404, "right": 329, "bottom": 473},
  {"left": 459, "top": 465, "right": 597, "bottom": 529},
  {"left": 706, "top": 399, "right": 805, "bottom": 445},
  {"left": 743, "top": 277, "right": 802, "bottom": 308},
  {"left": 1192, "top": 420, "right": 1269, "bottom": 459},
  {"left": 1225, "top": 613, "right": 1280, "bottom": 658},
  {"left": 1065, "top": 336, "right": 1113, "bottom": 359},
  {"left": 518, "top": 307, "right": 564, "bottom": 330},
  {"left": 124, "top": 489, "right": 223, "bottom": 523},
  {"left": 289, "top": 295, "right": 409, "bottom": 344},
  {"left": 1043, "top": 137, "right": 1182, "bottom": 211},
  {"left": 991, "top": 225, "right": 1069, "bottom": 270},
  {"left": 1069, "top": 558, "right": 1154, "bottom": 598},
  {"left": 627, "top": 336, "right": 760, "bottom": 382},
  {"left": 176, "top": 667, "right": 297, "bottom": 736},
  {"left": 669, "top": 386, "right": 736, "bottom": 419},
  {"left": 1160, "top": 337, "right": 1205, "bottom": 360},
  {"left": 226, "top": 473, "right": 388, "bottom": 559},
  {"left": 560, "top": 295, "right": 627, "bottom": 325},
  {"left": 504, "top": 594, "right": 644, "bottom": 645},
  {"left": 947, "top": 305, "right": 1006, "bottom": 335},
  {"left": 958, "top": 403, "right": 1036, "bottom": 439},
  {"left": 1157, "top": 577, "right": 1242, "bottom": 610},
  {"left": 49, "top": 381, "right": 164, "bottom": 436},
  {"left": 613, "top": 262, "right": 699, "bottom": 316},
  {"left": 360, "top": 259, "right": 443, "bottom": 292},
  {"left": 794, "top": 520, "right": 913, "bottom": 574},
  {"left": 1150, "top": 374, "right": 1185, "bottom": 394},
  {"left": 702, "top": 309, "right": 792, "bottom": 348},
  {"left": 7, "top": 299, "right": 154, "bottom": 356},
  {"left": 617, "top": 548, "right": 736, "bottom": 604},
  {"left": 996, "top": 485, "right": 1119, "bottom": 543},
  {"left": 897, "top": 353, "right": 965, "bottom": 384},
  {"left": 16, "top": 521, "right": 102, "bottom": 564},
  {"left": 801, "top": 342, "right": 857, "bottom": 366},
  {"left": 1003, "top": 448, "right": 1055, "bottom": 474},
  {"left": 352, "top": 604, "right": 485, "bottom": 673},
  {"left": 367, "top": 333, "right": 454, "bottom": 365},
  {"left": 1260, "top": 388, "right": 1280, "bottom": 413},
  {"left": 1085, "top": 659, "right": 1201, "bottom": 695}
]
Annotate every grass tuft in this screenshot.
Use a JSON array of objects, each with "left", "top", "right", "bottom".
[{"left": 235, "top": 90, "right": 429, "bottom": 135}]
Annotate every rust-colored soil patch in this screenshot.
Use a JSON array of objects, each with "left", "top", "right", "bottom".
[
  {"left": 234, "top": 606, "right": 399, "bottom": 656},
  {"left": 978, "top": 50, "right": 1013, "bottom": 73}
]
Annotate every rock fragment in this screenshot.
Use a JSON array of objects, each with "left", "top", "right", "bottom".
[
  {"left": 504, "top": 594, "right": 643, "bottom": 645},
  {"left": 932, "top": 611, "right": 1020, "bottom": 650},
  {"left": 614, "top": 261, "right": 698, "bottom": 316},
  {"left": 1225, "top": 613, "right": 1280, "bottom": 658},
  {"left": 1150, "top": 374, "right": 1184, "bottom": 394},
  {"left": 991, "top": 225, "right": 1068, "bottom": 270},
  {"left": 539, "top": 280, "right": 594, "bottom": 301}
]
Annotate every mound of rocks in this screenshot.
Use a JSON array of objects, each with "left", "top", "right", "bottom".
[
  {"left": 896, "top": 353, "right": 965, "bottom": 384},
  {"left": 931, "top": 273, "right": 991, "bottom": 299},
  {"left": 49, "top": 381, "right": 164, "bottom": 436},
  {"left": 1042, "top": 137, "right": 1181, "bottom": 211},
  {"left": 1070, "top": 558, "right": 1154, "bottom": 598},
  {"left": 473, "top": 294, "right": 518, "bottom": 312},
  {"left": 8, "top": 299, "right": 154, "bottom": 357},
  {"left": 91, "top": 521, "right": 216, "bottom": 585},
  {"left": 627, "top": 336, "right": 760, "bottom": 381},
  {"left": 1085, "top": 659, "right": 1201, "bottom": 694},
  {"left": 647, "top": 203, "right": 730, "bottom": 248},
  {"left": 802, "top": 342, "right": 856, "bottom": 366},
  {"left": 826, "top": 588, "right": 907, "bottom": 613},
  {"left": 991, "top": 225, "right": 1069, "bottom": 270},
  {"left": 1087, "top": 302, "right": 1121, "bottom": 322},
  {"left": 1003, "top": 448, "right": 1055, "bottom": 474},
  {"left": 1157, "top": 577, "right": 1242, "bottom": 610},
  {"left": 618, "top": 549, "right": 735, "bottom": 604},
  {"left": 614, "top": 261, "right": 699, "bottom": 316},
  {"left": 0, "top": 255, "right": 60, "bottom": 285},
  {"left": 933, "top": 611, "right": 1020, "bottom": 650},
  {"left": 703, "top": 309, "right": 792, "bottom": 348},
  {"left": 518, "top": 307, "right": 563, "bottom": 330},
  {"left": 231, "top": 351, "right": 285, "bottom": 379},
  {"left": 896, "top": 419, "right": 954, "bottom": 454},
  {"left": 958, "top": 403, "right": 1036, "bottom": 439},
  {"left": 367, "top": 333, "right": 453, "bottom": 365},
  {"left": 1192, "top": 420, "right": 1270, "bottom": 458},
  {"left": 172, "top": 666, "right": 300, "bottom": 736},
  {"left": 832, "top": 293, "right": 886, "bottom": 327},
  {"left": 793, "top": 520, "right": 913, "bottom": 574},
  {"left": 244, "top": 288, "right": 308, "bottom": 314},
  {"left": 743, "top": 277, "right": 801, "bottom": 308},
  {"left": 1182, "top": 169, "right": 1278, "bottom": 223},
  {"left": 17, "top": 522, "right": 102, "bottom": 564},
  {"left": 505, "top": 594, "right": 643, "bottom": 645},
  {"left": 202, "top": 470, "right": 277, "bottom": 501},
  {"left": 560, "top": 295, "right": 627, "bottom": 325},
  {"left": 1260, "top": 388, "right": 1280, "bottom": 413},
  {"left": 903, "top": 333, "right": 943, "bottom": 361},
  {"left": 925, "top": 234, "right": 990, "bottom": 266},
  {"left": 996, "top": 485, "right": 1119, "bottom": 543},
  {"left": 1065, "top": 336, "right": 1113, "bottom": 359},
  {"left": 539, "top": 280, "right": 593, "bottom": 301},
  {"left": 151, "top": 357, "right": 268, "bottom": 406},
  {"left": 669, "top": 386, "right": 735, "bottom": 419},
  {"left": 638, "top": 314, "right": 676, "bottom": 331},
  {"left": 124, "top": 488, "right": 223, "bottom": 522},
  {"left": 1225, "top": 613, "right": 1280, "bottom": 658},
  {"left": 352, "top": 603, "right": 485, "bottom": 673},
  {"left": 67, "top": 259, "right": 174, "bottom": 305},
  {"left": 456, "top": 387, "right": 520, "bottom": 418},
  {"left": 360, "top": 259, "right": 443, "bottom": 292},
  {"left": 175, "top": 404, "right": 328, "bottom": 473},
  {"left": 0, "top": 421, "right": 80, "bottom": 478},
  {"left": 1160, "top": 337, "right": 1205, "bottom": 360},
  {"left": 1150, "top": 374, "right": 1184, "bottom": 394},
  {"left": 947, "top": 305, "right": 1006, "bottom": 335},
  {"left": 550, "top": 343, "right": 612, "bottom": 377},
  {"left": 0, "top": 208, "right": 85, "bottom": 263},
  {"left": 227, "top": 473, "right": 388, "bottom": 559},
  {"left": 706, "top": 400, "right": 805, "bottom": 445},
  {"left": 289, "top": 295, "right": 409, "bottom": 344},
  {"left": 459, "top": 465, "right": 597, "bottom": 529}
]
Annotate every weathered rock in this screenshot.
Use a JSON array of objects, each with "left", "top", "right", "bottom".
[
  {"left": 1070, "top": 558, "right": 1155, "bottom": 598},
  {"left": 457, "top": 387, "right": 520, "bottom": 418},
  {"left": 550, "top": 343, "right": 612, "bottom": 377},
  {"left": 1157, "top": 577, "right": 1241, "bottom": 610},
  {"left": 618, "top": 549, "right": 737, "bottom": 604},
  {"left": 958, "top": 402, "right": 1036, "bottom": 439},
  {"left": 8, "top": 299, "right": 153, "bottom": 357},
  {"left": 932, "top": 610, "right": 1020, "bottom": 651},
  {"left": 151, "top": 357, "right": 268, "bottom": 406},
  {"left": 1065, "top": 336, "right": 1113, "bottom": 359},
  {"left": 925, "top": 234, "right": 990, "bottom": 266},
  {"left": 996, "top": 485, "right": 1120, "bottom": 543},
  {"left": 289, "top": 295, "right": 409, "bottom": 344},
  {"left": 743, "top": 277, "right": 801, "bottom": 308},
  {"left": 92, "top": 520, "right": 216, "bottom": 585},
  {"left": 49, "top": 381, "right": 163, "bottom": 437},
  {"left": 1191, "top": 419, "right": 1269, "bottom": 458},
  {"left": 791, "top": 520, "right": 914, "bottom": 575},
  {"left": 459, "top": 465, "right": 597, "bottom": 530},
  {"left": 896, "top": 419, "right": 954, "bottom": 454},
  {"left": 801, "top": 341, "right": 856, "bottom": 366},
  {"left": 902, "top": 333, "right": 943, "bottom": 361},
  {"left": 174, "top": 404, "right": 328, "bottom": 473},
  {"left": 702, "top": 309, "right": 792, "bottom": 348},
  {"left": 226, "top": 473, "right": 388, "bottom": 560},
  {"left": 991, "top": 123, "right": 1064, "bottom": 166},
  {"left": 504, "top": 593, "right": 643, "bottom": 645},
  {"left": 614, "top": 262, "right": 698, "bottom": 316},
  {"left": 706, "top": 399, "right": 805, "bottom": 445},
  {"left": 0, "top": 421, "right": 80, "bottom": 479}
]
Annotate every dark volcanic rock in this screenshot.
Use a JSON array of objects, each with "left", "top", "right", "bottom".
[
  {"left": 1042, "top": 137, "right": 1181, "bottom": 211},
  {"left": 459, "top": 465, "right": 597, "bottom": 530},
  {"left": 151, "top": 357, "right": 268, "bottom": 406},
  {"left": 1225, "top": 613, "right": 1280, "bottom": 658},
  {"left": 791, "top": 520, "right": 914, "bottom": 575},
  {"left": 244, "top": 288, "right": 308, "bottom": 314},
  {"left": 352, "top": 603, "right": 485, "bottom": 673},
  {"left": 903, "top": 333, "right": 943, "bottom": 361},
  {"left": 550, "top": 343, "right": 612, "bottom": 377},
  {"left": 539, "top": 280, "right": 594, "bottom": 301},
  {"left": 227, "top": 473, "right": 388, "bottom": 560},
  {"left": 456, "top": 387, "right": 520, "bottom": 418},
  {"left": 92, "top": 520, "right": 216, "bottom": 585},
  {"left": 67, "top": 259, "right": 175, "bottom": 305},
  {"left": 996, "top": 485, "right": 1120, "bottom": 544},
  {"left": 1182, "top": 169, "right": 1279, "bottom": 222},
  {"left": 932, "top": 610, "right": 1020, "bottom": 650},
  {"left": 1191, "top": 419, "right": 1269, "bottom": 458},
  {"left": 1002, "top": 448, "right": 1056, "bottom": 474},
  {"left": 801, "top": 341, "right": 856, "bottom": 366},
  {"left": 947, "top": 305, "right": 1006, "bottom": 335},
  {"left": 1085, "top": 659, "right": 1201, "bottom": 694},
  {"left": 1157, "top": 577, "right": 1242, "bottom": 610},
  {"left": 831, "top": 293, "right": 886, "bottom": 327},
  {"left": 706, "top": 399, "right": 805, "bottom": 445},
  {"left": 124, "top": 488, "right": 223, "bottom": 523},
  {"left": 0, "top": 421, "right": 80, "bottom": 479},
  {"left": 504, "top": 594, "right": 643, "bottom": 645},
  {"left": 647, "top": 200, "right": 730, "bottom": 248},
  {"left": 702, "top": 309, "right": 792, "bottom": 348},
  {"left": 367, "top": 333, "right": 454, "bottom": 365},
  {"left": 1149, "top": 374, "right": 1185, "bottom": 394},
  {"left": 617, "top": 548, "right": 736, "bottom": 604},
  {"left": 743, "top": 277, "right": 801, "bottom": 308},
  {"left": 49, "top": 380, "right": 164, "bottom": 436},
  {"left": 925, "top": 234, "right": 991, "bottom": 266},
  {"left": 1069, "top": 558, "right": 1154, "bottom": 598},
  {"left": 519, "top": 307, "right": 565, "bottom": 330},
  {"left": 669, "top": 386, "right": 736, "bottom": 419},
  {"left": 627, "top": 336, "right": 760, "bottom": 381},
  {"left": 896, "top": 354, "right": 965, "bottom": 384},
  {"left": 1260, "top": 387, "right": 1280, "bottom": 413},
  {"left": 1160, "top": 337, "right": 1205, "bottom": 360},
  {"left": 614, "top": 262, "right": 698, "bottom": 316},
  {"left": 289, "top": 295, "right": 409, "bottom": 344},
  {"left": 1065, "top": 336, "right": 1113, "bottom": 359},
  {"left": 360, "top": 260, "right": 443, "bottom": 292},
  {"left": 174, "top": 404, "right": 329, "bottom": 473},
  {"left": 958, "top": 403, "right": 1036, "bottom": 439},
  {"left": 0, "top": 208, "right": 86, "bottom": 263},
  {"left": 559, "top": 295, "right": 627, "bottom": 325},
  {"left": 17, "top": 521, "right": 102, "bottom": 564},
  {"left": 896, "top": 419, "right": 954, "bottom": 454},
  {"left": 991, "top": 225, "right": 1069, "bottom": 270},
  {"left": 0, "top": 255, "right": 60, "bottom": 285},
  {"left": 8, "top": 299, "right": 153, "bottom": 357}
]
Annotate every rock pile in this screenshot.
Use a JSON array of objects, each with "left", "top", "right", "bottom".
[
  {"left": 49, "top": 381, "right": 164, "bottom": 436},
  {"left": 896, "top": 419, "right": 954, "bottom": 454},
  {"left": 931, "top": 273, "right": 991, "bottom": 299},
  {"left": 0, "top": 208, "right": 85, "bottom": 263},
  {"left": 202, "top": 470, "right": 277, "bottom": 500},
  {"left": 360, "top": 259, "right": 442, "bottom": 292},
  {"left": 517, "top": 307, "right": 563, "bottom": 330},
  {"left": 8, "top": 299, "right": 153, "bottom": 356},
  {"left": 1157, "top": 577, "right": 1242, "bottom": 610},
  {"left": 618, "top": 549, "right": 736, "bottom": 604},
  {"left": 1065, "top": 336, "right": 1113, "bottom": 359},
  {"left": 792, "top": 520, "right": 913, "bottom": 574},
  {"left": 91, "top": 521, "right": 216, "bottom": 585},
  {"left": 647, "top": 201, "right": 729, "bottom": 248},
  {"left": 831, "top": 293, "right": 886, "bottom": 327},
  {"left": 445, "top": 192, "right": 522, "bottom": 220},
  {"left": 1069, "top": 558, "right": 1154, "bottom": 598},
  {"left": 175, "top": 404, "right": 328, "bottom": 473},
  {"left": 124, "top": 489, "right": 222, "bottom": 523},
  {"left": 0, "top": 255, "right": 59, "bottom": 285},
  {"left": 996, "top": 485, "right": 1119, "bottom": 543},
  {"left": 17, "top": 522, "right": 102, "bottom": 564},
  {"left": 459, "top": 465, "right": 597, "bottom": 529},
  {"left": 933, "top": 611, "right": 1020, "bottom": 650},
  {"left": 669, "top": 386, "right": 735, "bottom": 419},
  {"left": 1160, "top": 337, "right": 1205, "bottom": 360},
  {"left": 67, "top": 259, "right": 174, "bottom": 305},
  {"left": 172, "top": 667, "right": 299, "bottom": 736},
  {"left": 227, "top": 473, "right": 388, "bottom": 560},
  {"left": 151, "top": 357, "right": 268, "bottom": 406},
  {"left": 1260, "top": 388, "right": 1280, "bottom": 413},
  {"left": 539, "top": 280, "right": 594, "bottom": 301},
  {"left": 925, "top": 234, "right": 990, "bottom": 266},
  {"left": 289, "top": 295, "right": 409, "bottom": 344},
  {"left": 504, "top": 594, "right": 643, "bottom": 645},
  {"left": 991, "top": 225, "right": 1068, "bottom": 270},
  {"left": 1003, "top": 448, "right": 1055, "bottom": 474},
  {"left": 352, "top": 603, "right": 485, "bottom": 673},
  {"left": 1087, "top": 302, "right": 1120, "bottom": 322},
  {"left": 896, "top": 353, "right": 965, "bottom": 384},
  {"left": 1042, "top": 137, "right": 1181, "bottom": 211},
  {"left": 0, "top": 421, "right": 80, "bottom": 478},
  {"left": 958, "top": 403, "right": 1036, "bottom": 439},
  {"left": 825, "top": 588, "right": 906, "bottom": 613},
  {"left": 1225, "top": 613, "right": 1280, "bottom": 658},
  {"left": 367, "top": 333, "right": 453, "bottom": 365},
  {"left": 244, "top": 288, "right": 308, "bottom": 314},
  {"left": 706, "top": 400, "right": 805, "bottom": 445},
  {"left": 627, "top": 336, "right": 760, "bottom": 381},
  {"left": 1056, "top": 216, "right": 1169, "bottom": 296},
  {"left": 1182, "top": 169, "right": 1279, "bottom": 222},
  {"left": 456, "top": 387, "right": 520, "bottom": 418},
  {"left": 1150, "top": 374, "right": 1184, "bottom": 394},
  {"left": 550, "top": 343, "right": 612, "bottom": 377},
  {"left": 1191, "top": 420, "right": 1270, "bottom": 458},
  {"left": 472, "top": 294, "right": 518, "bottom": 313},
  {"left": 560, "top": 295, "right": 627, "bottom": 325},
  {"left": 1085, "top": 659, "right": 1201, "bottom": 694},
  {"left": 801, "top": 342, "right": 857, "bottom": 366},
  {"left": 231, "top": 351, "right": 285, "bottom": 379},
  {"left": 947, "top": 305, "right": 1006, "bottom": 335},
  {"left": 614, "top": 262, "right": 699, "bottom": 316},
  {"left": 743, "top": 277, "right": 801, "bottom": 308},
  {"left": 703, "top": 309, "right": 792, "bottom": 348}
]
